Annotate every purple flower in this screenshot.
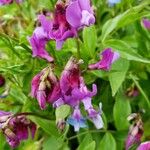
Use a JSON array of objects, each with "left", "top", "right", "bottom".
[
  {"left": 82, "top": 98, "right": 103, "bottom": 129},
  {"left": 142, "top": 19, "right": 150, "bottom": 30},
  {"left": 39, "top": 1, "right": 77, "bottom": 50},
  {"left": 0, "top": 111, "right": 36, "bottom": 148},
  {"left": 88, "top": 48, "right": 120, "bottom": 71},
  {"left": 125, "top": 115, "right": 143, "bottom": 150},
  {"left": 137, "top": 141, "right": 150, "bottom": 150},
  {"left": 31, "top": 67, "right": 61, "bottom": 109},
  {"left": 66, "top": 0, "right": 95, "bottom": 29},
  {"left": 67, "top": 106, "right": 87, "bottom": 131},
  {"left": 54, "top": 57, "right": 103, "bottom": 131},
  {"left": 0, "top": 75, "right": 5, "bottom": 87},
  {"left": 28, "top": 27, "right": 54, "bottom": 62},
  {"left": 0, "top": 0, "right": 12, "bottom": 5}
]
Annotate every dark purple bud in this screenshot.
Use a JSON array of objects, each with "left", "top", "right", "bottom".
[{"left": 0, "top": 75, "right": 5, "bottom": 87}]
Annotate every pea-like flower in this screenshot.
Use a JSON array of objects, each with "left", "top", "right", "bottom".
[
  {"left": 28, "top": 27, "right": 54, "bottom": 62},
  {"left": 66, "top": 0, "right": 95, "bottom": 29},
  {"left": 88, "top": 48, "right": 120, "bottom": 71},
  {"left": 0, "top": 111, "right": 36, "bottom": 148},
  {"left": 54, "top": 57, "right": 103, "bottom": 131},
  {"left": 31, "top": 67, "right": 61, "bottom": 109},
  {"left": 39, "top": 1, "right": 77, "bottom": 50}
]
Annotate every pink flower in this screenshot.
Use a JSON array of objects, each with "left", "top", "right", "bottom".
[{"left": 89, "top": 48, "right": 120, "bottom": 71}]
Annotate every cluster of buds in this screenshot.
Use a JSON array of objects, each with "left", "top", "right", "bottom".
[
  {"left": 0, "top": 111, "right": 36, "bottom": 148},
  {"left": 125, "top": 113, "right": 144, "bottom": 150}
]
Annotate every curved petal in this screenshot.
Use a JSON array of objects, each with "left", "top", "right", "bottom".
[{"left": 66, "top": 1, "right": 82, "bottom": 28}]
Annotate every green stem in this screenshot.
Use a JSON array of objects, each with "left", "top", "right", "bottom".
[{"left": 76, "top": 38, "right": 81, "bottom": 59}]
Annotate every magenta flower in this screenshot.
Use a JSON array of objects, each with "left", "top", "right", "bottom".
[
  {"left": 142, "top": 19, "right": 150, "bottom": 30},
  {"left": 0, "top": 75, "right": 5, "bottom": 87},
  {"left": 31, "top": 67, "right": 61, "bottom": 110},
  {"left": 0, "top": 111, "right": 36, "bottom": 148},
  {"left": 39, "top": 1, "right": 77, "bottom": 50},
  {"left": 137, "top": 141, "right": 150, "bottom": 150},
  {"left": 89, "top": 48, "right": 120, "bottom": 71},
  {"left": 66, "top": 0, "right": 95, "bottom": 29},
  {"left": 28, "top": 27, "right": 54, "bottom": 62},
  {"left": 54, "top": 57, "right": 103, "bottom": 131}
]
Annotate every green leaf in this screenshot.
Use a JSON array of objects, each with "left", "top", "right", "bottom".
[
  {"left": 77, "top": 134, "right": 93, "bottom": 150},
  {"left": 84, "top": 141, "right": 96, "bottom": 150},
  {"left": 113, "top": 91, "right": 131, "bottom": 130},
  {"left": 30, "top": 117, "right": 60, "bottom": 137},
  {"left": 104, "top": 39, "right": 150, "bottom": 63},
  {"left": 99, "top": 132, "right": 116, "bottom": 150},
  {"left": 101, "top": 3, "right": 150, "bottom": 41},
  {"left": 55, "top": 105, "right": 71, "bottom": 121},
  {"left": 83, "top": 25, "right": 97, "bottom": 58},
  {"left": 43, "top": 137, "right": 63, "bottom": 150},
  {"left": 109, "top": 59, "right": 129, "bottom": 96}
]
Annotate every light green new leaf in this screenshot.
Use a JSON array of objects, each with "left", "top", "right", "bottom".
[
  {"left": 55, "top": 105, "right": 71, "bottom": 122},
  {"left": 113, "top": 92, "right": 131, "bottom": 130},
  {"left": 83, "top": 25, "right": 97, "bottom": 58},
  {"left": 109, "top": 59, "right": 129, "bottom": 96},
  {"left": 99, "top": 132, "right": 116, "bottom": 150}
]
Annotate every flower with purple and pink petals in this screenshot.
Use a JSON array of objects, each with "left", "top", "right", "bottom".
[
  {"left": 28, "top": 27, "right": 54, "bottom": 62},
  {"left": 0, "top": 111, "right": 36, "bottom": 148},
  {"left": 142, "top": 19, "right": 150, "bottom": 30},
  {"left": 39, "top": 1, "right": 77, "bottom": 50},
  {"left": 31, "top": 66, "right": 61, "bottom": 110},
  {"left": 137, "top": 141, "right": 150, "bottom": 150},
  {"left": 54, "top": 57, "right": 103, "bottom": 131},
  {"left": 66, "top": 0, "right": 95, "bottom": 29},
  {"left": 0, "top": 74, "right": 5, "bottom": 87},
  {"left": 88, "top": 48, "right": 120, "bottom": 71},
  {"left": 125, "top": 114, "right": 143, "bottom": 150},
  {"left": 67, "top": 106, "right": 87, "bottom": 131}
]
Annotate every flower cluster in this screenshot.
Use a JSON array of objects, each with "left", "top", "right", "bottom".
[
  {"left": 29, "top": 0, "right": 120, "bottom": 132},
  {"left": 31, "top": 57, "right": 103, "bottom": 131},
  {"left": 28, "top": 0, "right": 95, "bottom": 61},
  {"left": 0, "top": 111, "right": 36, "bottom": 148}
]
